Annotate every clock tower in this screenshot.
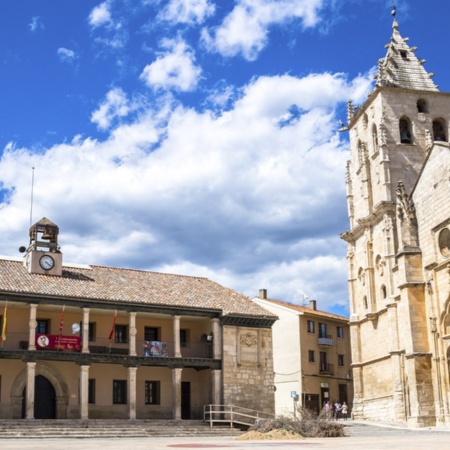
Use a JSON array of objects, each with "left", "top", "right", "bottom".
[{"left": 24, "top": 217, "right": 63, "bottom": 276}]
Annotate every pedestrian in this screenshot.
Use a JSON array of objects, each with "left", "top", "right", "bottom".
[{"left": 341, "top": 402, "right": 348, "bottom": 420}]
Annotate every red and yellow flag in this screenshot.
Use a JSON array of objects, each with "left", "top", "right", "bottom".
[
  {"left": 108, "top": 310, "right": 117, "bottom": 341},
  {"left": 1, "top": 302, "right": 7, "bottom": 342}
]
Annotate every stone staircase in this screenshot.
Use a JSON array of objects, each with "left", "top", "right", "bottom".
[{"left": 0, "top": 419, "right": 244, "bottom": 439}]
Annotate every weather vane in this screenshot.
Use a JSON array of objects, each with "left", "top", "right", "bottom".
[{"left": 391, "top": 0, "right": 397, "bottom": 17}]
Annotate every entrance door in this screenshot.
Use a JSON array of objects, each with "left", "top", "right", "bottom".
[
  {"left": 181, "top": 381, "right": 191, "bottom": 420},
  {"left": 22, "top": 375, "right": 56, "bottom": 419},
  {"left": 320, "top": 387, "right": 329, "bottom": 410}
]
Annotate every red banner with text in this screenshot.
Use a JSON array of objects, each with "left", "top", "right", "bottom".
[{"left": 35, "top": 334, "right": 81, "bottom": 351}]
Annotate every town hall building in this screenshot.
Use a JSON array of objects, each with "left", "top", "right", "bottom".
[
  {"left": 0, "top": 217, "right": 276, "bottom": 420},
  {"left": 342, "top": 13, "right": 450, "bottom": 427}
]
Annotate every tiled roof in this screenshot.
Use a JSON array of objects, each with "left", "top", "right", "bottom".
[
  {"left": 375, "top": 19, "right": 438, "bottom": 92},
  {"left": 259, "top": 297, "right": 349, "bottom": 322},
  {"left": 0, "top": 258, "right": 275, "bottom": 319}
]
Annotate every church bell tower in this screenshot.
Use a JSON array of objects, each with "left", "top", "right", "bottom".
[{"left": 341, "top": 8, "right": 447, "bottom": 427}]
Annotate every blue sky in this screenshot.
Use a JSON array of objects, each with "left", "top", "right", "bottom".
[{"left": 0, "top": 0, "right": 447, "bottom": 316}]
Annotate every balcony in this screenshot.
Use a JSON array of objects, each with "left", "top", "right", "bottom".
[
  {"left": 319, "top": 362, "right": 334, "bottom": 375},
  {"left": 0, "top": 333, "right": 213, "bottom": 359},
  {"left": 318, "top": 335, "right": 333, "bottom": 347}
]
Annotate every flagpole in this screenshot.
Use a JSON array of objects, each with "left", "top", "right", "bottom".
[
  {"left": 108, "top": 310, "right": 117, "bottom": 353},
  {"left": 57, "top": 305, "right": 65, "bottom": 350}
]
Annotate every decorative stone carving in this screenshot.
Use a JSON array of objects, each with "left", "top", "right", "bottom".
[
  {"left": 240, "top": 333, "right": 258, "bottom": 347},
  {"left": 396, "top": 181, "right": 416, "bottom": 221}
]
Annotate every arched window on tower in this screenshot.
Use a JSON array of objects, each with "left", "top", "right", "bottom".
[
  {"left": 417, "top": 99, "right": 428, "bottom": 113},
  {"left": 399, "top": 117, "right": 412, "bottom": 144},
  {"left": 432, "top": 118, "right": 447, "bottom": 142},
  {"left": 372, "top": 124, "right": 379, "bottom": 154},
  {"left": 381, "top": 285, "right": 387, "bottom": 300}
]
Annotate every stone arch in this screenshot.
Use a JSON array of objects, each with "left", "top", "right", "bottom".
[
  {"left": 10, "top": 362, "right": 70, "bottom": 419},
  {"left": 417, "top": 99, "right": 428, "bottom": 113},
  {"left": 432, "top": 118, "right": 447, "bottom": 142},
  {"left": 399, "top": 116, "right": 413, "bottom": 144}
]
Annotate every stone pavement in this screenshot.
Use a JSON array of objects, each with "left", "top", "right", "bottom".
[{"left": 1, "top": 421, "right": 450, "bottom": 450}]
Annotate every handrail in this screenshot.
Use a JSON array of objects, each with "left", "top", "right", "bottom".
[{"left": 203, "top": 404, "right": 275, "bottom": 428}]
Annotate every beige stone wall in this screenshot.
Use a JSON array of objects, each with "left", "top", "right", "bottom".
[{"left": 222, "top": 325, "right": 275, "bottom": 414}]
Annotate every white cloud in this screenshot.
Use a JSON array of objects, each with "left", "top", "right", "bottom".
[
  {"left": 159, "top": 0, "right": 215, "bottom": 25},
  {"left": 140, "top": 38, "right": 202, "bottom": 91},
  {"left": 88, "top": 1, "right": 113, "bottom": 28},
  {"left": 202, "top": 0, "right": 323, "bottom": 60},
  {"left": 0, "top": 69, "right": 373, "bottom": 312},
  {"left": 91, "top": 87, "right": 132, "bottom": 130},
  {"left": 29, "top": 16, "right": 44, "bottom": 32},
  {"left": 57, "top": 48, "right": 78, "bottom": 64}
]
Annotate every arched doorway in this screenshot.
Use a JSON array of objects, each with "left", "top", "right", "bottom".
[{"left": 22, "top": 375, "right": 56, "bottom": 419}]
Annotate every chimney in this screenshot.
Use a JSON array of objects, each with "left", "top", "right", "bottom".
[
  {"left": 259, "top": 289, "right": 267, "bottom": 299},
  {"left": 309, "top": 299, "right": 317, "bottom": 310}
]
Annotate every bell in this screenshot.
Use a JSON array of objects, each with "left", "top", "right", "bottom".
[{"left": 42, "top": 227, "right": 54, "bottom": 240}]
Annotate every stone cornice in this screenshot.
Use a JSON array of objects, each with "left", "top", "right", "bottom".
[{"left": 341, "top": 201, "right": 396, "bottom": 243}]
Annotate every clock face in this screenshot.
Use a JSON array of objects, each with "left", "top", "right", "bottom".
[{"left": 39, "top": 255, "right": 55, "bottom": 270}]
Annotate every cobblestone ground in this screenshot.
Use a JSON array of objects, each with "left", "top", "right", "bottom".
[{"left": 1, "top": 421, "right": 450, "bottom": 450}]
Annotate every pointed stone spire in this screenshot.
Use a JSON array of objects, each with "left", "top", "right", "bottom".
[{"left": 375, "top": 17, "right": 439, "bottom": 92}]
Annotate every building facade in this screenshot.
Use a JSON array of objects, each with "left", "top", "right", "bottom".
[
  {"left": 253, "top": 290, "right": 353, "bottom": 417},
  {"left": 0, "top": 218, "right": 276, "bottom": 420},
  {"left": 342, "top": 16, "right": 450, "bottom": 427}
]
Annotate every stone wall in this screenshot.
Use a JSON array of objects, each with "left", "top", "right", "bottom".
[{"left": 222, "top": 325, "right": 275, "bottom": 414}]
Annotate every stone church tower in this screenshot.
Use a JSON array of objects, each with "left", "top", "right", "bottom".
[{"left": 342, "top": 14, "right": 450, "bottom": 427}]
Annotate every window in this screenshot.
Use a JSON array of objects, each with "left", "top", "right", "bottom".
[
  {"left": 36, "top": 319, "right": 50, "bottom": 334},
  {"left": 113, "top": 380, "right": 127, "bottom": 404},
  {"left": 307, "top": 320, "right": 315, "bottom": 333},
  {"left": 318, "top": 323, "right": 327, "bottom": 339},
  {"left": 338, "top": 355, "right": 345, "bottom": 367},
  {"left": 417, "top": 99, "right": 428, "bottom": 113},
  {"left": 433, "top": 118, "right": 447, "bottom": 142},
  {"left": 372, "top": 124, "right": 379, "bottom": 154},
  {"left": 399, "top": 117, "right": 412, "bottom": 144},
  {"left": 114, "top": 325, "right": 128, "bottom": 344},
  {"left": 363, "top": 296, "right": 368, "bottom": 310},
  {"left": 180, "top": 329, "right": 189, "bottom": 348},
  {"left": 381, "top": 285, "right": 387, "bottom": 300},
  {"left": 88, "top": 379, "right": 96, "bottom": 404},
  {"left": 308, "top": 350, "right": 315, "bottom": 363},
  {"left": 144, "top": 327, "right": 159, "bottom": 342},
  {"left": 81, "top": 322, "right": 96, "bottom": 341},
  {"left": 400, "top": 50, "right": 408, "bottom": 59},
  {"left": 439, "top": 228, "right": 450, "bottom": 257},
  {"left": 337, "top": 326, "right": 344, "bottom": 339},
  {"left": 145, "top": 381, "right": 161, "bottom": 405}
]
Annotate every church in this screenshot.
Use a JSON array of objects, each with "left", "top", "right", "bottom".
[
  {"left": 0, "top": 217, "right": 276, "bottom": 420},
  {"left": 342, "top": 13, "right": 450, "bottom": 427}
]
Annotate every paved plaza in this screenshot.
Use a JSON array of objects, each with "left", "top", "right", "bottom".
[{"left": 1, "top": 422, "right": 450, "bottom": 450}]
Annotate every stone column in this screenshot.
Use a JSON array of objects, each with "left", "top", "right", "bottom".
[
  {"left": 172, "top": 368, "right": 182, "bottom": 419},
  {"left": 128, "top": 367, "right": 137, "bottom": 420},
  {"left": 28, "top": 304, "right": 38, "bottom": 350},
  {"left": 173, "top": 316, "right": 181, "bottom": 358},
  {"left": 80, "top": 365, "right": 90, "bottom": 419},
  {"left": 129, "top": 312, "right": 137, "bottom": 356},
  {"left": 211, "top": 369, "right": 222, "bottom": 406},
  {"left": 82, "top": 308, "right": 90, "bottom": 353},
  {"left": 212, "top": 318, "right": 221, "bottom": 359},
  {"left": 26, "top": 362, "right": 36, "bottom": 419}
]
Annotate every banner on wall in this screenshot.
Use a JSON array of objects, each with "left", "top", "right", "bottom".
[
  {"left": 143, "top": 340, "right": 168, "bottom": 357},
  {"left": 36, "top": 334, "right": 81, "bottom": 351}
]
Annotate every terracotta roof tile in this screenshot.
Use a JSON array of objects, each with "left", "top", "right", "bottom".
[
  {"left": 0, "top": 259, "right": 275, "bottom": 319},
  {"left": 261, "top": 297, "right": 349, "bottom": 322}
]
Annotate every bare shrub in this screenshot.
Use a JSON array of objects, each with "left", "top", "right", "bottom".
[{"left": 251, "top": 408, "right": 345, "bottom": 438}]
